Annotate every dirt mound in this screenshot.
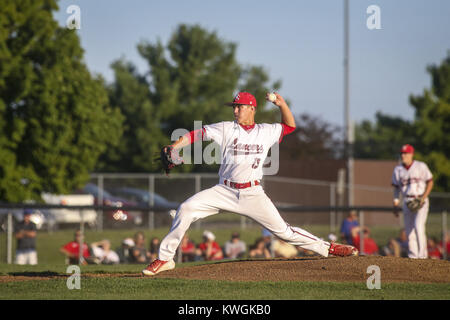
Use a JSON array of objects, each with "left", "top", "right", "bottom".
[
  {"left": 1, "top": 257, "right": 448, "bottom": 284},
  {"left": 152, "top": 256, "right": 450, "bottom": 283}
]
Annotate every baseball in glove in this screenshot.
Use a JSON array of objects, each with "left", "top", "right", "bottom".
[
  {"left": 157, "top": 145, "right": 184, "bottom": 175},
  {"left": 406, "top": 198, "right": 424, "bottom": 213}
]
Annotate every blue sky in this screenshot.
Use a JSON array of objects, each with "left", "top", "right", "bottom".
[{"left": 54, "top": 0, "right": 450, "bottom": 128}]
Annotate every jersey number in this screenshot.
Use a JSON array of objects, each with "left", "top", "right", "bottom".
[{"left": 252, "top": 158, "right": 261, "bottom": 169}]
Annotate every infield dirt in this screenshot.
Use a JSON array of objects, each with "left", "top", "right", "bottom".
[
  {"left": 150, "top": 256, "right": 450, "bottom": 283},
  {"left": 1, "top": 256, "right": 449, "bottom": 284}
]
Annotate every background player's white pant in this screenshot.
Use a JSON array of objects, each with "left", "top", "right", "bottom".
[
  {"left": 15, "top": 249, "right": 38, "bottom": 265},
  {"left": 403, "top": 199, "right": 429, "bottom": 259},
  {"left": 159, "top": 184, "right": 330, "bottom": 261}
]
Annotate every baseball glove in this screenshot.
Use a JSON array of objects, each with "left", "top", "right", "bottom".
[
  {"left": 406, "top": 198, "right": 424, "bottom": 213},
  {"left": 158, "top": 146, "right": 183, "bottom": 175}
]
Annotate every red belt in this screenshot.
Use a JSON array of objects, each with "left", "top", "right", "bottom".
[{"left": 224, "top": 179, "right": 260, "bottom": 189}]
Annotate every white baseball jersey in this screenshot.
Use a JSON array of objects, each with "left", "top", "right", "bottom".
[
  {"left": 203, "top": 121, "right": 283, "bottom": 183},
  {"left": 391, "top": 160, "right": 433, "bottom": 197}
]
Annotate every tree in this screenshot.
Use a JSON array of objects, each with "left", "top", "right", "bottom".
[
  {"left": 409, "top": 52, "right": 450, "bottom": 191},
  {"left": 0, "top": 0, "right": 123, "bottom": 201},
  {"left": 354, "top": 52, "right": 450, "bottom": 191},
  {"left": 281, "top": 113, "right": 343, "bottom": 160},
  {"left": 96, "top": 60, "right": 164, "bottom": 172},
  {"left": 99, "top": 24, "right": 281, "bottom": 173},
  {"left": 354, "top": 112, "right": 416, "bottom": 159}
]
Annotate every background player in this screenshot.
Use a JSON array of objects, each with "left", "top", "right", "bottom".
[
  {"left": 143, "top": 92, "right": 358, "bottom": 276},
  {"left": 392, "top": 144, "right": 434, "bottom": 259}
]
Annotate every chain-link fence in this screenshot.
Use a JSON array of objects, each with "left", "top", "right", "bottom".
[
  {"left": 1, "top": 173, "right": 448, "bottom": 264},
  {"left": 87, "top": 173, "right": 450, "bottom": 231}
]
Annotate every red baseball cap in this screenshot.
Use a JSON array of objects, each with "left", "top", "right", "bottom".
[
  {"left": 400, "top": 144, "right": 414, "bottom": 154},
  {"left": 225, "top": 92, "right": 257, "bottom": 108}
]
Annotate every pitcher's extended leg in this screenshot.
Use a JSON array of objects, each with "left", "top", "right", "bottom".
[
  {"left": 237, "top": 188, "right": 331, "bottom": 257},
  {"left": 158, "top": 185, "right": 238, "bottom": 261}
]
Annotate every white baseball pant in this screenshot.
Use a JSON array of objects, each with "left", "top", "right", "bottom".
[
  {"left": 158, "top": 184, "right": 330, "bottom": 261},
  {"left": 15, "top": 249, "right": 38, "bottom": 265},
  {"left": 403, "top": 199, "right": 429, "bottom": 259}
]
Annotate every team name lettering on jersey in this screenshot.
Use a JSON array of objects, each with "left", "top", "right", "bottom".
[
  {"left": 398, "top": 177, "right": 422, "bottom": 187},
  {"left": 391, "top": 160, "right": 432, "bottom": 197},
  {"left": 232, "top": 138, "right": 264, "bottom": 156}
]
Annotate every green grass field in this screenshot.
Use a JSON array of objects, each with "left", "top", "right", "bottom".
[
  {"left": 0, "top": 263, "right": 449, "bottom": 300},
  {"left": 0, "top": 214, "right": 448, "bottom": 300}
]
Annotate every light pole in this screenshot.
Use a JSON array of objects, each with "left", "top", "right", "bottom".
[{"left": 344, "top": 0, "right": 354, "bottom": 206}]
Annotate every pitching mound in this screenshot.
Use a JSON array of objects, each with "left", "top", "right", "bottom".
[
  {"left": 1, "top": 256, "right": 448, "bottom": 284},
  {"left": 152, "top": 256, "right": 450, "bottom": 283}
]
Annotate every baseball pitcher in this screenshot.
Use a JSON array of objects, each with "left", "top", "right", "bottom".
[
  {"left": 143, "top": 92, "right": 358, "bottom": 276},
  {"left": 392, "top": 144, "right": 434, "bottom": 259}
]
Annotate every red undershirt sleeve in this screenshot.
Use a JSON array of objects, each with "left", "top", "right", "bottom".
[
  {"left": 182, "top": 128, "right": 205, "bottom": 145},
  {"left": 279, "top": 123, "right": 296, "bottom": 143}
]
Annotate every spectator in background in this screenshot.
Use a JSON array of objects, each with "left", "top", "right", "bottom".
[
  {"left": 149, "top": 237, "right": 160, "bottom": 262},
  {"left": 351, "top": 226, "right": 379, "bottom": 256},
  {"left": 116, "top": 238, "right": 135, "bottom": 263},
  {"left": 272, "top": 239, "right": 298, "bottom": 258},
  {"left": 196, "top": 230, "right": 223, "bottom": 261},
  {"left": 249, "top": 237, "right": 271, "bottom": 259},
  {"left": 340, "top": 211, "right": 359, "bottom": 245},
  {"left": 129, "top": 232, "right": 151, "bottom": 264},
  {"left": 261, "top": 228, "right": 273, "bottom": 256},
  {"left": 427, "top": 237, "right": 442, "bottom": 259},
  {"left": 328, "top": 233, "right": 337, "bottom": 243},
  {"left": 181, "top": 234, "right": 196, "bottom": 262},
  {"left": 438, "top": 232, "right": 449, "bottom": 260},
  {"left": 91, "top": 240, "right": 120, "bottom": 265},
  {"left": 381, "top": 238, "right": 401, "bottom": 257},
  {"left": 395, "top": 229, "right": 409, "bottom": 258},
  {"left": 224, "top": 232, "right": 246, "bottom": 259},
  {"left": 14, "top": 209, "right": 38, "bottom": 265},
  {"left": 60, "top": 230, "right": 90, "bottom": 265}
]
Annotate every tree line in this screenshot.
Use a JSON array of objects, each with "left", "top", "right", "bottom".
[
  {"left": 354, "top": 52, "right": 450, "bottom": 192},
  {"left": 0, "top": 1, "right": 448, "bottom": 202}
]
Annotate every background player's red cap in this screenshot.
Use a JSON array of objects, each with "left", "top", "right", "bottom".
[
  {"left": 225, "top": 92, "right": 257, "bottom": 108},
  {"left": 400, "top": 144, "right": 414, "bottom": 154}
]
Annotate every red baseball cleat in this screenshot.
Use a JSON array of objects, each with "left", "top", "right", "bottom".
[
  {"left": 142, "top": 259, "right": 175, "bottom": 276},
  {"left": 328, "top": 242, "right": 359, "bottom": 257}
]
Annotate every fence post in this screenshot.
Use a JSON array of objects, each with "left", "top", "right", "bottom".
[
  {"left": 148, "top": 175, "right": 155, "bottom": 230},
  {"left": 330, "top": 183, "right": 336, "bottom": 234},
  {"left": 79, "top": 209, "right": 84, "bottom": 265},
  {"left": 97, "top": 175, "right": 104, "bottom": 232},
  {"left": 359, "top": 210, "right": 364, "bottom": 255},
  {"left": 177, "top": 247, "right": 182, "bottom": 264},
  {"left": 443, "top": 211, "right": 448, "bottom": 260},
  {"left": 194, "top": 175, "right": 201, "bottom": 230},
  {"left": 7, "top": 213, "right": 12, "bottom": 264},
  {"left": 240, "top": 216, "right": 247, "bottom": 230}
]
